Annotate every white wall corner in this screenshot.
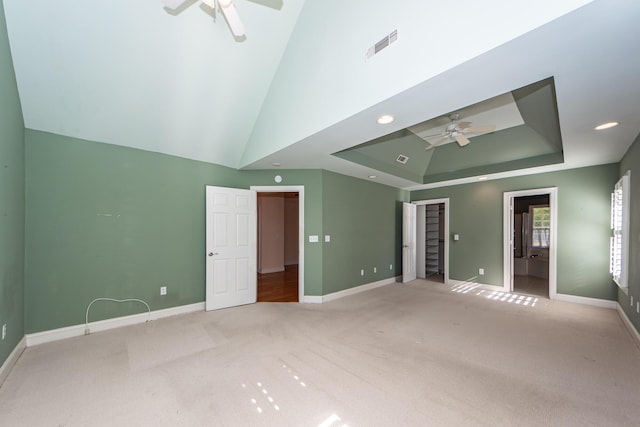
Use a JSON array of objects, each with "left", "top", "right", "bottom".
[
  {"left": 617, "top": 303, "right": 640, "bottom": 351},
  {"left": 0, "top": 336, "right": 27, "bottom": 388}
]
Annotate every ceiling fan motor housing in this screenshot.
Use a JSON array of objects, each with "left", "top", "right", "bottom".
[{"left": 446, "top": 123, "right": 459, "bottom": 133}]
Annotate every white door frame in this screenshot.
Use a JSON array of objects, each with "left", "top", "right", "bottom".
[
  {"left": 414, "top": 198, "right": 450, "bottom": 285},
  {"left": 503, "top": 187, "right": 557, "bottom": 299},
  {"left": 251, "top": 185, "right": 305, "bottom": 302}
]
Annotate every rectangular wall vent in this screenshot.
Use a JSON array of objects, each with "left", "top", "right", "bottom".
[
  {"left": 396, "top": 154, "right": 409, "bottom": 164},
  {"left": 366, "top": 29, "right": 398, "bottom": 60}
]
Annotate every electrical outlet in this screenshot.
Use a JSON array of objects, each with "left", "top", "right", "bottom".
[
  {"left": 479, "top": 268, "right": 485, "bottom": 275},
  {"left": 390, "top": 264, "right": 393, "bottom": 270},
  {"left": 632, "top": 295, "right": 634, "bottom": 307},
  {"left": 2, "top": 323, "right": 6, "bottom": 340},
  {"left": 374, "top": 267, "right": 377, "bottom": 273},
  {"left": 637, "top": 301, "right": 639, "bottom": 314},
  {"left": 160, "top": 286, "right": 167, "bottom": 296},
  {"left": 360, "top": 269, "right": 364, "bottom": 276}
]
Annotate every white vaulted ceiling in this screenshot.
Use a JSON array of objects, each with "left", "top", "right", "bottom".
[
  {"left": 4, "top": 0, "right": 640, "bottom": 189},
  {"left": 4, "top": 0, "right": 305, "bottom": 167}
]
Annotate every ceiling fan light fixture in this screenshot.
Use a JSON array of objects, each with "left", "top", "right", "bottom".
[
  {"left": 377, "top": 114, "right": 394, "bottom": 125},
  {"left": 594, "top": 121, "right": 619, "bottom": 130}
]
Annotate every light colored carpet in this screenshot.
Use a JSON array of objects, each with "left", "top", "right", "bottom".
[{"left": 2, "top": 280, "right": 640, "bottom": 426}]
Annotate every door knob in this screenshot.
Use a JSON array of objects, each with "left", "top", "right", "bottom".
[{"left": 208, "top": 252, "right": 219, "bottom": 257}]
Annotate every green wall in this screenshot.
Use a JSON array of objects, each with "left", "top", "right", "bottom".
[
  {"left": 25, "top": 130, "right": 403, "bottom": 333},
  {"left": 0, "top": 2, "right": 25, "bottom": 367},
  {"left": 21, "top": 126, "right": 628, "bottom": 336},
  {"left": 322, "top": 171, "right": 408, "bottom": 294},
  {"left": 619, "top": 133, "right": 640, "bottom": 330},
  {"left": 411, "top": 164, "right": 619, "bottom": 300}
]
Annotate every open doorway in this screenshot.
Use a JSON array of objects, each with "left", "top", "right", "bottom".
[
  {"left": 252, "top": 186, "right": 304, "bottom": 302},
  {"left": 415, "top": 199, "right": 449, "bottom": 284},
  {"left": 503, "top": 188, "right": 557, "bottom": 299},
  {"left": 513, "top": 195, "right": 550, "bottom": 297}
]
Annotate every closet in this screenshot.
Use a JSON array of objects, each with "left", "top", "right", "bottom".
[{"left": 425, "top": 204, "right": 440, "bottom": 277}]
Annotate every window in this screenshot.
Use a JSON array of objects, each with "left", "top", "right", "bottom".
[
  {"left": 610, "top": 171, "right": 630, "bottom": 291},
  {"left": 531, "top": 206, "right": 550, "bottom": 248}
]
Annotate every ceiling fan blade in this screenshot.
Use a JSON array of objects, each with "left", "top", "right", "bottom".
[
  {"left": 419, "top": 130, "right": 447, "bottom": 139},
  {"left": 463, "top": 124, "right": 496, "bottom": 134},
  {"left": 219, "top": 0, "right": 246, "bottom": 37},
  {"left": 426, "top": 136, "right": 449, "bottom": 150},
  {"left": 162, "top": 0, "right": 189, "bottom": 10},
  {"left": 457, "top": 121, "right": 472, "bottom": 130},
  {"left": 455, "top": 134, "right": 471, "bottom": 146}
]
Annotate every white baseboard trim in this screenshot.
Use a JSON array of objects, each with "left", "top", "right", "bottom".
[
  {"left": 302, "top": 277, "right": 397, "bottom": 304},
  {"left": 26, "top": 302, "right": 205, "bottom": 347},
  {"left": 617, "top": 303, "right": 640, "bottom": 350},
  {"left": 323, "top": 277, "right": 397, "bottom": 303},
  {"left": 447, "top": 280, "right": 617, "bottom": 309},
  {"left": 0, "top": 336, "right": 26, "bottom": 388},
  {"left": 553, "top": 293, "right": 617, "bottom": 309}
]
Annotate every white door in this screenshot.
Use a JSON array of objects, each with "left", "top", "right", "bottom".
[
  {"left": 205, "top": 186, "right": 257, "bottom": 311},
  {"left": 402, "top": 202, "right": 417, "bottom": 283}
]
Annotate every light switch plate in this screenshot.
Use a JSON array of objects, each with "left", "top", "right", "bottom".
[
  {"left": 454, "top": 234, "right": 460, "bottom": 241},
  {"left": 309, "top": 235, "right": 319, "bottom": 243},
  {"left": 324, "top": 235, "right": 330, "bottom": 242}
]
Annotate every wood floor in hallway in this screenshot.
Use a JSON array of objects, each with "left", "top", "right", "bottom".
[{"left": 257, "top": 264, "right": 298, "bottom": 302}]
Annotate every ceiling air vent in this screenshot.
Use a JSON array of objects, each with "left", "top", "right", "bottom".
[
  {"left": 396, "top": 154, "right": 409, "bottom": 164},
  {"left": 366, "top": 29, "right": 398, "bottom": 60}
]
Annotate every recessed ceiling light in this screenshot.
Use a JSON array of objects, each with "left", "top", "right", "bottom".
[
  {"left": 368, "top": 175, "right": 377, "bottom": 179},
  {"left": 377, "top": 114, "right": 394, "bottom": 125},
  {"left": 594, "top": 121, "right": 619, "bottom": 130}
]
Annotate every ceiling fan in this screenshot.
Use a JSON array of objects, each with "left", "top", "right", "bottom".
[
  {"left": 423, "top": 113, "right": 496, "bottom": 150},
  {"left": 163, "top": 0, "right": 246, "bottom": 37}
]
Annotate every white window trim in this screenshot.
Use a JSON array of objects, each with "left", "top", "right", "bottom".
[{"left": 611, "top": 171, "right": 630, "bottom": 292}]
